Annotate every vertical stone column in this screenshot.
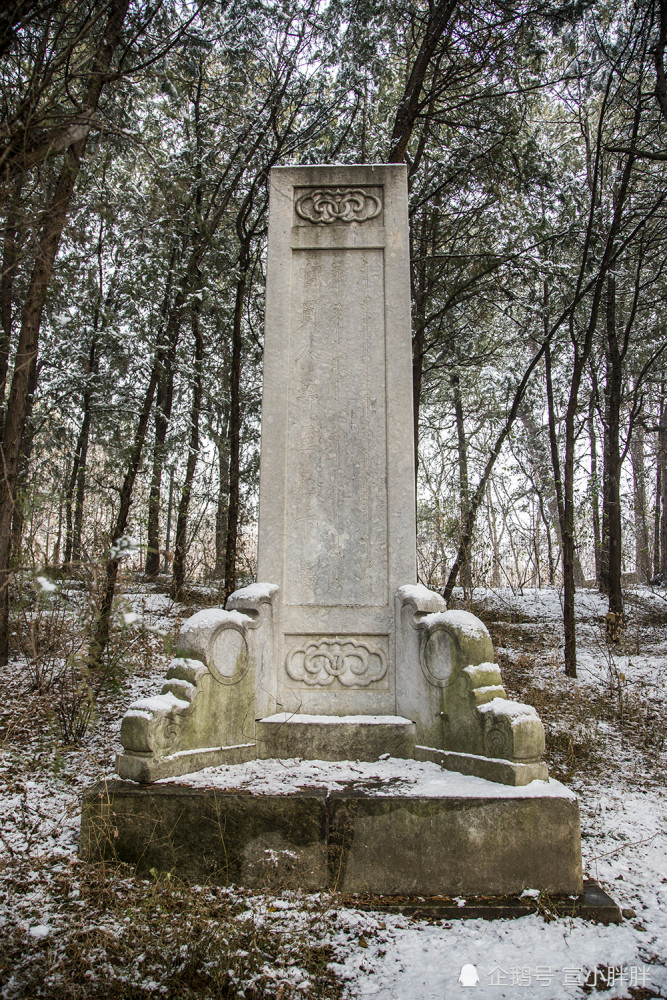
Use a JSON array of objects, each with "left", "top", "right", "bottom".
[{"left": 257, "top": 165, "right": 416, "bottom": 716}]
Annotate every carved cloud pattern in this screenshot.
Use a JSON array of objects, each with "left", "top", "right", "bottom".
[
  {"left": 295, "top": 187, "right": 382, "bottom": 225},
  {"left": 286, "top": 636, "right": 387, "bottom": 687}
]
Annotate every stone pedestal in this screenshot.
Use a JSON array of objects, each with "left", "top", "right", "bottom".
[{"left": 81, "top": 762, "right": 583, "bottom": 897}]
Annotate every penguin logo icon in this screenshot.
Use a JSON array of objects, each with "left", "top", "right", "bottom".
[{"left": 458, "top": 964, "right": 480, "bottom": 987}]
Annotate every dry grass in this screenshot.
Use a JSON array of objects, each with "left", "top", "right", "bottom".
[{"left": 0, "top": 856, "right": 345, "bottom": 998}]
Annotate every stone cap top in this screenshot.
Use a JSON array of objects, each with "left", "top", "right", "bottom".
[{"left": 271, "top": 162, "right": 407, "bottom": 174}]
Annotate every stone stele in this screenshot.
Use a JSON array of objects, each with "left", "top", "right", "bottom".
[{"left": 83, "top": 165, "right": 584, "bottom": 898}]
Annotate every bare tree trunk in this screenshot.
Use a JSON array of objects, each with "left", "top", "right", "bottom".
[
  {"left": 144, "top": 353, "right": 175, "bottom": 576},
  {"left": 451, "top": 372, "right": 471, "bottom": 592},
  {"left": 145, "top": 250, "right": 178, "bottom": 576},
  {"left": 486, "top": 482, "right": 502, "bottom": 588},
  {"left": 223, "top": 270, "right": 246, "bottom": 601},
  {"left": 387, "top": 0, "right": 458, "bottom": 163},
  {"left": 601, "top": 275, "right": 624, "bottom": 619},
  {"left": 163, "top": 466, "right": 174, "bottom": 574},
  {"left": 0, "top": 178, "right": 22, "bottom": 426},
  {"left": 661, "top": 395, "right": 667, "bottom": 577},
  {"left": 213, "top": 407, "right": 230, "bottom": 579},
  {"left": 10, "top": 353, "right": 38, "bottom": 566},
  {"left": 655, "top": 393, "right": 665, "bottom": 577},
  {"left": 588, "top": 392, "right": 602, "bottom": 584},
  {"left": 88, "top": 360, "right": 158, "bottom": 669},
  {"left": 70, "top": 404, "right": 92, "bottom": 565},
  {"left": 632, "top": 422, "right": 651, "bottom": 582},
  {"left": 171, "top": 302, "right": 204, "bottom": 600},
  {"left": 63, "top": 337, "right": 97, "bottom": 565}
]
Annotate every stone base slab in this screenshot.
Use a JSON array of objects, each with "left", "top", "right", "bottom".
[
  {"left": 81, "top": 764, "right": 582, "bottom": 896},
  {"left": 255, "top": 714, "right": 416, "bottom": 762},
  {"left": 341, "top": 879, "right": 621, "bottom": 924}
]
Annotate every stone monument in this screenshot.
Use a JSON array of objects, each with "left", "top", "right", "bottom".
[{"left": 81, "top": 165, "right": 583, "bottom": 898}]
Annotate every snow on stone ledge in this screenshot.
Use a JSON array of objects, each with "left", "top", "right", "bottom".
[
  {"left": 422, "top": 609, "right": 489, "bottom": 639},
  {"left": 158, "top": 756, "right": 576, "bottom": 800},
  {"left": 125, "top": 691, "right": 189, "bottom": 719},
  {"left": 478, "top": 697, "right": 539, "bottom": 723},
  {"left": 260, "top": 713, "right": 414, "bottom": 726},
  {"left": 229, "top": 582, "right": 279, "bottom": 602},
  {"left": 464, "top": 662, "right": 499, "bottom": 681},
  {"left": 180, "top": 608, "right": 252, "bottom": 632},
  {"left": 396, "top": 583, "right": 443, "bottom": 603}
]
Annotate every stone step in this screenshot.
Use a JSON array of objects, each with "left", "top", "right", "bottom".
[
  {"left": 165, "top": 656, "right": 207, "bottom": 685},
  {"left": 255, "top": 713, "right": 416, "bottom": 762},
  {"left": 161, "top": 678, "right": 196, "bottom": 703},
  {"left": 472, "top": 684, "right": 506, "bottom": 706}
]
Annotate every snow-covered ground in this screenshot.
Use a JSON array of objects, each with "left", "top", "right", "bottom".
[{"left": 0, "top": 582, "right": 665, "bottom": 998}]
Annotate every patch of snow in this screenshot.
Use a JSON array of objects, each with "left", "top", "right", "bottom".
[
  {"left": 127, "top": 692, "right": 189, "bottom": 715},
  {"left": 422, "top": 609, "right": 489, "bottom": 639},
  {"left": 229, "top": 582, "right": 279, "bottom": 602},
  {"left": 396, "top": 583, "right": 443, "bottom": 604},
  {"left": 478, "top": 697, "right": 538, "bottom": 721},
  {"left": 160, "top": 743, "right": 254, "bottom": 760},
  {"left": 474, "top": 684, "right": 504, "bottom": 696},
  {"left": 260, "top": 713, "right": 414, "bottom": 726},
  {"left": 163, "top": 677, "right": 194, "bottom": 691},
  {"left": 464, "top": 662, "right": 499, "bottom": 680},
  {"left": 180, "top": 608, "right": 252, "bottom": 632},
  {"left": 28, "top": 925, "right": 51, "bottom": 939},
  {"left": 167, "top": 757, "right": 575, "bottom": 800},
  {"left": 109, "top": 535, "right": 139, "bottom": 560}
]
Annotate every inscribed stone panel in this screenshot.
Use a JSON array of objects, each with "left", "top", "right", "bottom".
[{"left": 285, "top": 247, "right": 387, "bottom": 606}]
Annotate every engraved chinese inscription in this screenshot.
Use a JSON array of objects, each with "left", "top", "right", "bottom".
[
  {"left": 295, "top": 187, "right": 382, "bottom": 225},
  {"left": 285, "top": 249, "right": 387, "bottom": 606},
  {"left": 286, "top": 636, "right": 388, "bottom": 687}
]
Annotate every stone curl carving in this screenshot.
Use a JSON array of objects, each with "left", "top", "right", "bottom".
[
  {"left": 295, "top": 187, "right": 382, "bottom": 225},
  {"left": 286, "top": 636, "right": 387, "bottom": 687}
]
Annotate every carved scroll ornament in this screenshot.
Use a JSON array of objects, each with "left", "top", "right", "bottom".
[
  {"left": 286, "top": 636, "right": 387, "bottom": 686},
  {"left": 295, "top": 187, "right": 382, "bottom": 225}
]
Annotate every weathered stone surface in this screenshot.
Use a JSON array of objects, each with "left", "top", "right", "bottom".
[
  {"left": 328, "top": 793, "right": 582, "bottom": 896},
  {"left": 81, "top": 774, "right": 582, "bottom": 896},
  {"left": 86, "top": 164, "right": 584, "bottom": 903},
  {"left": 81, "top": 782, "right": 328, "bottom": 890},
  {"left": 346, "top": 879, "right": 621, "bottom": 924},
  {"left": 255, "top": 714, "right": 416, "bottom": 761}
]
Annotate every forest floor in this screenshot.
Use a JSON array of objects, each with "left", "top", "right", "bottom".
[{"left": 0, "top": 578, "right": 666, "bottom": 999}]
